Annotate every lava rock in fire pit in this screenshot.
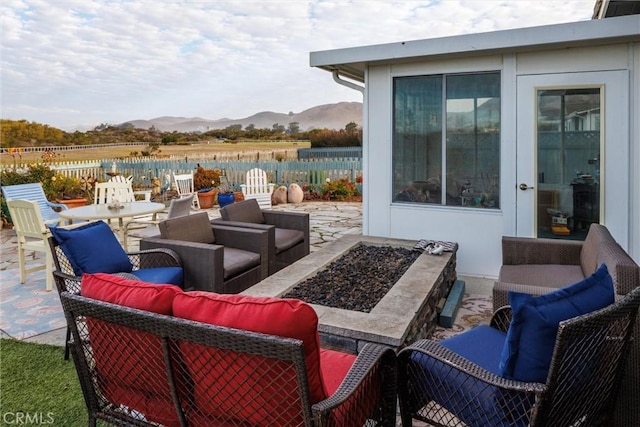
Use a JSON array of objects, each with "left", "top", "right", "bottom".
[{"left": 282, "top": 244, "right": 421, "bottom": 313}]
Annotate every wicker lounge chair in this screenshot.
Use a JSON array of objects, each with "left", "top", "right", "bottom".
[
  {"left": 140, "top": 212, "right": 270, "bottom": 293},
  {"left": 493, "top": 224, "right": 640, "bottom": 426},
  {"left": 57, "top": 272, "right": 398, "bottom": 427},
  {"left": 48, "top": 221, "right": 183, "bottom": 359},
  {"left": 398, "top": 285, "right": 640, "bottom": 427},
  {"left": 213, "top": 198, "right": 310, "bottom": 275}
]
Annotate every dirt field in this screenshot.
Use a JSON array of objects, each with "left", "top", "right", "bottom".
[{"left": 1, "top": 141, "right": 311, "bottom": 165}]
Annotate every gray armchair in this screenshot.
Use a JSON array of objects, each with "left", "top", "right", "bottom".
[
  {"left": 140, "top": 212, "right": 269, "bottom": 294},
  {"left": 213, "top": 199, "right": 310, "bottom": 275}
]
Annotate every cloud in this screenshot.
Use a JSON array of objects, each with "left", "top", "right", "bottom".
[{"left": 1, "top": 0, "right": 594, "bottom": 130}]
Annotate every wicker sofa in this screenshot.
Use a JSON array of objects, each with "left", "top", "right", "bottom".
[
  {"left": 493, "top": 223, "right": 640, "bottom": 427},
  {"left": 57, "top": 272, "right": 398, "bottom": 427}
]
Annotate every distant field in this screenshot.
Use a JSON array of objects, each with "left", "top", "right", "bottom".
[{"left": 0, "top": 141, "right": 311, "bottom": 165}]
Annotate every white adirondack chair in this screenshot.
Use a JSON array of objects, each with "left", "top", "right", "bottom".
[
  {"left": 241, "top": 168, "right": 275, "bottom": 209},
  {"left": 6, "top": 200, "right": 54, "bottom": 291},
  {"left": 173, "top": 172, "right": 200, "bottom": 210}
]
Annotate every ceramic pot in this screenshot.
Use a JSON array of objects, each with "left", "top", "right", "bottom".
[
  {"left": 57, "top": 198, "right": 88, "bottom": 209},
  {"left": 197, "top": 188, "right": 217, "bottom": 209},
  {"left": 217, "top": 192, "right": 235, "bottom": 208}
]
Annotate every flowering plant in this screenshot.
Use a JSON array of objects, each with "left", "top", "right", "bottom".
[
  {"left": 320, "top": 178, "right": 361, "bottom": 200},
  {"left": 48, "top": 174, "right": 92, "bottom": 200}
]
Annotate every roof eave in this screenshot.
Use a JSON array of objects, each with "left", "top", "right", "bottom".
[{"left": 310, "top": 15, "right": 640, "bottom": 81}]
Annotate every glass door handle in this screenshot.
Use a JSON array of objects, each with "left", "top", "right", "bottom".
[{"left": 519, "top": 183, "right": 535, "bottom": 191}]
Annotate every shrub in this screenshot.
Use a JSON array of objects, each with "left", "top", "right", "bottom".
[
  {"left": 320, "top": 178, "right": 360, "bottom": 200},
  {"left": 193, "top": 166, "right": 222, "bottom": 191}
]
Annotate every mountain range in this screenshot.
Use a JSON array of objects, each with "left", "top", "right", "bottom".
[{"left": 122, "top": 102, "right": 363, "bottom": 132}]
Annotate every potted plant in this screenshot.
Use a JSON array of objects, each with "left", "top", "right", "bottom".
[
  {"left": 194, "top": 166, "right": 221, "bottom": 209},
  {"left": 216, "top": 168, "right": 236, "bottom": 207},
  {"left": 49, "top": 173, "right": 93, "bottom": 207}
]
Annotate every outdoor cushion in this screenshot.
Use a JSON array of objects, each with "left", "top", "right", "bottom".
[
  {"left": 220, "top": 198, "right": 266, "bottom": 224},
  {"left": 50, "top": 221, "right": 133, "bottom": 276},
  {"left": 130, "top": 267, "right": 184, "bottom": 287},
  {"left": 160, "top": 211, "right": 215, "bottom": 244},
  {"left": 275, "top": 228, "right": 305, "bottom": 254},
  {"left": 82, "top": 272, "right": 183, "bottom": 312},
  {"left": 81, "top": 273, "right": 184, "bottom": 426},
  {"left": 319, "top": 348, "right": 357, "bottom": 395},
  {"left": 499, "top": 263, "right": 614, "bottom": 383},
  {"left": 222, "top": 247, "right": 261, "bottom": 279},
  {"left": 172, "top": 292, "right": 333, "bottom": 424},
  {"left": 499, "top": 264, "right": 586, "bottom": 289},
  {"left": 411, "top": 325, "right": 527, "bottom": 427}
]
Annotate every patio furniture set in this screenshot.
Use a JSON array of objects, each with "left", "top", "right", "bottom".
[{"left": 5, "top": 180, "right": 640, "bottom": 426}]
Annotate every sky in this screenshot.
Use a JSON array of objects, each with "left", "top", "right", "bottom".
[{"left": 1, "top": 0, "right": 596, "bottom": 131}]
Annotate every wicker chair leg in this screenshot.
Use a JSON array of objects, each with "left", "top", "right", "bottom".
[{"left": 64, "top": 326, "right": 71, "bottom": 360}]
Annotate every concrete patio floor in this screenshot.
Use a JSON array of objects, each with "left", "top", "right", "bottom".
[{"left": 0, "top": 200, "right": 492, "bottom": 347}]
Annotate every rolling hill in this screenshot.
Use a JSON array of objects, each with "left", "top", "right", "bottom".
[{"left": 123, "top": 102, "right": 362, "bottom": 132}]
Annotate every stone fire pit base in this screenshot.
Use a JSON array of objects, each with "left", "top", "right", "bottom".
[{"left": 242, "top": 235, "right": 458, "bottom": 354}]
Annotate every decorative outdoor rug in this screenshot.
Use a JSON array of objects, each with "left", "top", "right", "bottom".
[
  {"left": 432, "top": 293, "right": 494, "bottom": 341},
  {"left": 0, "top": 268, "right": 66, "bottom": 340}
]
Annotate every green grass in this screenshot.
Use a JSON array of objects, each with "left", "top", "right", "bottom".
[{"left": 0, "top": 339, "right": 88, "bottom": 426}]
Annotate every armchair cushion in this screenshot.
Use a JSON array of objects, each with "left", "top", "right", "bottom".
[
  {"left": 275, "top": 228, "right": 305, "bottom": 253},
  {"left": 223, "top": 247, "right": 261, "bottom": 279},
  {"left": 159, "top": 211, "right": 215, "bottom": 244},
  {"left": 499, "top": 263, "right": 614, "bottom": 383},
  {"left": 82, "top": 272, "right": 182, "bottom": 313},
  {"left": 172, "top": 292, "right": 333, "bottom": 423},
  {"left": 220, "top": 198, "right": 266, "bottom": 224},
  {"left": 51, "top": 221, "right": 132, "bottom": 275},
  {"left": 441, "top": 325, "right": 506, "bottom": 375},
  {"left": 81, "top": 273, "right": 184, "bottom": 425},
  {"left": 410, "top": 325, "right": 514, "bottom": 425}
]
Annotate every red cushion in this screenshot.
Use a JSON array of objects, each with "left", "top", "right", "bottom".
[
  {"left": 319, "top": 348, "right": 356, "bottom": 395},
  {"left": 81, "top": 273, "right": 183, "bottom": 426},
  {"left": 81, "top": 272, "right": 182, "bottom": 313},
  {"left": 172, "top": 292, "right": 326, "bottom": 424}
]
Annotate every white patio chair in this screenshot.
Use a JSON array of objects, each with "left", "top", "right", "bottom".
[
  {"left": 240, "top": 168, "right": 275, "bottom": 209},
  {"left": 6, "top": 199, "right": 54, "bottom": 291},
  {"left": 173, "top": 172, "right": 200, "bottom": 209},
  {"left": 94, "top": 181, "right": 135, "bottom": 205},
  {"left": 122, "top": 194, "right": 194, "bottom": 250}
]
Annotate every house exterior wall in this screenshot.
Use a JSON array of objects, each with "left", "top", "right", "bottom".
[{"left": 362, "top": 41, "right": 639, "bottom": 278}]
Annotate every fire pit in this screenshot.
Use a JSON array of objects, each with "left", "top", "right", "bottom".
[{"left": 242, "top": 235, "right": 458, "bottom": 353}]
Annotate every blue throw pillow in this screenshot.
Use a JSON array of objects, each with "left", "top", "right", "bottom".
[
  {"left": 50, "top": 221, "right": 133, "bottom": 276},
  {"left": 499, "top": 263, "right": 614, "bottom": 383}
]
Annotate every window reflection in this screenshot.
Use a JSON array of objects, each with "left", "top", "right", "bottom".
[{"left": 393, "top": 72, "right": 500, "bottom": 208}]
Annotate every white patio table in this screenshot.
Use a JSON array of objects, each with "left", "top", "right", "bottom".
[{"left": 58, "top": 202, "right": 166, "bottom": 243}]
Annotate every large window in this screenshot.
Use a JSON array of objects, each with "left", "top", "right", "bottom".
[{"left": 393, "top": 72, "right": 500, "bottom": 208}]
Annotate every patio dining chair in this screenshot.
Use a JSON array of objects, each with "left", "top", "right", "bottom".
[
  {"left": 398, "top": 269, "right": 640, "bottom": 427},
  {"left": 173, "top": 172, "right": 200, "bottom": 210},
  {"left": 94, "top": 181, "right": 135, "bottom": 204},
  {"left": 122, "top": 194, "right": 194, "bottom": 250},
  {"left": 2, "top": 182, "right": 69, "bottom": 226},
  {"left": 6, "top": 199, "right": 54, "bottom": 291}
]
